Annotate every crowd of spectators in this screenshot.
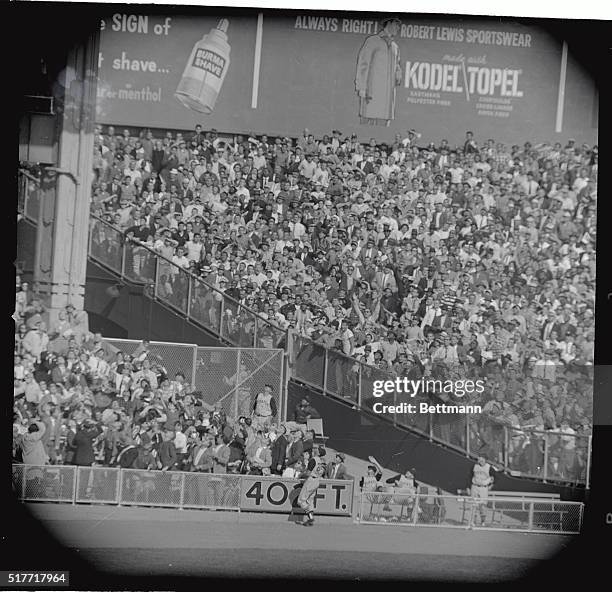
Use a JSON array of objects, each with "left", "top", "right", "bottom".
[
  {"left": 88, "top": 124, "right": 595, "bottom": 468},
  {"left": 13, "top": 276, "right": 340, "bottom": 487}
]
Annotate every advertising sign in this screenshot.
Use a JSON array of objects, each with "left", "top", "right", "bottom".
[
  {"left": 96, "top": 13, "right": 256, "bottom": 131},
  {"left": 239, "top": 475, "right": 354, "bottom": 516},
  {"left": 97, "top": 11, "right": 597, "bottom": 144}
]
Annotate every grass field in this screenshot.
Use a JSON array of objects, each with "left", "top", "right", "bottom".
[{"left": 24, "top": 503, "right": 573, "bottom": 582}]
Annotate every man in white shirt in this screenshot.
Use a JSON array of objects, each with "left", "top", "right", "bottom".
[
  {"left": 401, "top": 129, "right": 421, "bottom": 147},
  {"left": 252, "top": 147, "right": 267, "bottom": 170},
  {"left": 448, "top": 164, "right": 464, "bottom": 185},
  {"left": 184, "top": 198, "right": 204, "bottom": 220},
  {"left": 339, "top": 320, "right": 355, "bottom": 356},
  {"left": 171, "top": 246, "right": 190, "bottom": 273},
  {"left": 299, "top": 154, "right": 317, "bottom": 180},
  {"left": 173, "top": 425, "right": 188, "bottom": 470},
  {"left": 185, "top": 234, "right": 204, "bottom": 263},
  {"left": 312, "top": 161, "right": 330, "bottom": 187}
]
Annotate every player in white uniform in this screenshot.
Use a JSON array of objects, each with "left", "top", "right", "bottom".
[
  {"left": 297, "top": 462, "right": 326, "bottom": 526},
  {"left": 470, "top": 456, "right": 494, "bottom": 526}
]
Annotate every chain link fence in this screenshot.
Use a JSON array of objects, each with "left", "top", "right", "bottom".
[
  {"left": 75, "top": 467, "right": 121, "bottom": 504},
  {"left": 12, "top": 464, "right": 583, "bottom": 532},
  {"left": 12, "top": 464, "right": 76, "bottom": 503},
  {"left": 182, "top": 473, "right": 242, "bottom": 510},
  {"left": 194, "top": 347, "right": 284, "bottom": 422},
  {"left": 103, "top": 337, "right": 198, "bottom": 386},
  {"left": 358, "top": 491, "right": 583, "bottom": 534},
  {"left": 359, "top": 490, "right": 466, "bottom": 529},
  {"left": 119, "top": 468, "right": 185, "bottom": 507},
  {"left": 101, "top": 338, "right": 284, "bottom": 416},
  {"left": 13, "top": 465, "right": 245, "bottom": 512}
]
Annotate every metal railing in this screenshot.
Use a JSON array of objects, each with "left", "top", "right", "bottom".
[
  {"left": 89, "top": 214, "right": 287, "bottom": 351},
  {"left": 18, "top": 168, "right": 42, "bottom": 225},
  {"left": 12, "top": 464, "right": 352, "bottom": 516},
  {"left": 12, "top": 464, "right": 77, "bottom": 503},
  {"left": 357, "top": 491, "right": 583, "bottom": 534},
  {"left": 287, "top": 333, "right": 592, "bottom": 487},
  {"left": 13, "top": 463, "right": 581, "bottom": 532}
]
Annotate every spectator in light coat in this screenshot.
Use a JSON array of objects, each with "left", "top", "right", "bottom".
[{"left": 20, "top": 421, "right": 48, "bottom": 466}]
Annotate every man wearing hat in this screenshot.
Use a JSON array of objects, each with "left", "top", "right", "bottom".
[
  {"left": 270, "top": 424, "right": 289, "bottom": 475},
  {"left": 326, "top": 452, "right": 352, "bottom": 480},
  {"left": 331, "top": 129, "right": 343, "bottom": 153},
  {"left": 355, "top": 17, "right": 402, "bottom": 126}
]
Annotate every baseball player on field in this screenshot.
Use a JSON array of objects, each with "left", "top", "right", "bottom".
[
  {"left": 470, "top": 455, "right": 495, "bottom": 526},
  {"left": 297, "top": 462, "right": 326, "bottom": 526}
]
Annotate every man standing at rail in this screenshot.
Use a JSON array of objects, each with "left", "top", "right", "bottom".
[
  {"left": 251, "top": 384, "right": 277, "bottom": 431},
  {"left": 470, "top": 455, "right": 495, "bottom": 526}
]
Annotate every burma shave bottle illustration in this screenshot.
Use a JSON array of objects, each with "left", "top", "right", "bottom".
[{"left": 175, "top": 18, "right": 231, "bottom": 114}]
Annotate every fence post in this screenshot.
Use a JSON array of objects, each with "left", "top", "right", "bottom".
[
  {"left": 357, "top": 363, "right": 362, "bottom": 410},
  {"left": 359, "top": 492, "right": 363, "bottom": 522},
  {"left": 114, "top": 467, "right": 121, "bottom": 504},
  {"left": 527, "top": 500, "right": 534, "bottom": 531},
  {"left": 467, "top": 497, "right": 475, "bottom": 529},
  {"left": 286, "top": 330, "right": 294, "bottom": 377},
  {"left": 71, "top": 466, "right": 77, "bottom": 504},
  {"left": 412, "top": 494, "right": 420, "bottom": 525},
  {"left": 75, "top": 467, "right": 81, "bottom": 504},
  {"left": 21, "top": 465, "right": 27, "bottom": 500},
  {"left": 87, "top": 218, "right": 93, "bottom": 260},
  {"left": 121, "top": 237, "right": 128, "bottom": 279},
  {"left": 278, "top": 351, "right": 285, "bottom": 424},
  {"left": 218, "top": 297, "right": 225, "bottom": 337},
  {"left": 428, "top": 413, "right": 433, "bottom": 442},
  {"left": 153, "top": 257, "right": 159, "bottom": 299},
  {"left": 186, "top": 275, "right": 193, "bottom": 318},
  {"left": 283, "top": 351, "right": 289, "bottom": 423},
  {"left": 503, "top": 427, "right": 509, "bottom": 470},
  {"left": 586, "top": 435, "right": 592, "bottom": 489},
  {"left": 179, "top": 472, "right": 186, "bottom": 510},
  {"left": 117, "top": 468, "right": 124, "bottom": 506},
  {"left": 192, "top": 344, "right": 198, "bottom": 390},
  {"left": 543, "top": 433, "right": 549, "bottom": 482},
  {"left": 235, "top": 349, "right": 241, "bottom": 419},
  {"left": 465, "top": 416, "right": 471, "bottom": 457},
  {"left": 322, "top": 348, "right": 329, "bottom": 396}
]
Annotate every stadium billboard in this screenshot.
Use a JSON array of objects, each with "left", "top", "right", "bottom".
[
  {"left": 240, "top": 475, "right": 354, "bottom": 516},
  {"left": 96, "top": 11, "right": 597, "bottom": 144}
]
